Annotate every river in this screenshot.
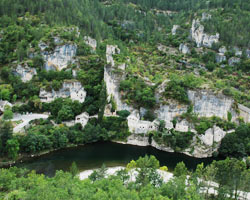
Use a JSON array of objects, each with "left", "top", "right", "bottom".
[{"left": 15, "top": 142, "right": 218, "bottom": 177}]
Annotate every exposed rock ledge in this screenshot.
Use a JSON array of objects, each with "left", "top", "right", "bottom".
[{"left": 115, "top": 133, "right": 224, "bottom": 158}]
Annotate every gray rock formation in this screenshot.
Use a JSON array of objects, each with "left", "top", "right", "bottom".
[
  {"left": 246, "top": 49, "right": 250, "bottom": 58},
  {"left": 234, "top": 47, "right": 242, "bottom": 57},
  {"left": 171, "top": 25, "right": 180, "bottom": 35},
  {"left": 228, "top": 57, "right": 240, "bottom": 66},
  {"left": 188, "top": 90, "right": 235, "bottom": 120},
  {"left": 179, "top": 43, "right": 190, "bottom": 54},
  {"left": 39, "top": 39, "right": 77, "bottom": 71},
  {"left": 216, "top": 53, "right": 226, "bottom": 63},
  {"left": 39, "top": 80, "right": 86, "bottom": 103},
  {"left": 201, "top": 13, "right": 211, "bottom": 21},
  {"left": 191, "top": 19, "right": 219, "bottom": 48},
  {"left": 219, "top": 46, "right": 227, "bottom": 54},
  {"left": 14, "top": 64, "right": 37, "bottom": 82},
  {"left": 84, "top": 36, "right": 97, "bottom": 50},
  {"left": 199, "top": 126, "right": 226, "bottom": 147},
  {"left": 238, "top": 104, "right": 250, "bottom": 123}
]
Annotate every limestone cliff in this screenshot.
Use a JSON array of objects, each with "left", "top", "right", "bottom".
[
  {"left": 13, "top": 63, "right": 37, "bottom": 82},
  {"left": 190, "top": 18, "right": 219, "bottom": 48},
  {"left": 103, "top": 44, "right": 250, "bottom": 158},
  {"left": 39, "top": 38, "right": 77, "bottom": 71}
]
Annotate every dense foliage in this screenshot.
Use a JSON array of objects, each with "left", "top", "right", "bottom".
[
  {"left": 219, "top": 124, "right": 250, "bottom": 158},
  {"left": 0, "top": 156, "right": 249, "bottom": 200}
]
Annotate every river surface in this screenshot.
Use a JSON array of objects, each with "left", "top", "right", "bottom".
[{"left": 16, "top": 142, "right": 217, "bottom": 177}]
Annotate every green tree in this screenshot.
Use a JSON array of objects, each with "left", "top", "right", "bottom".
[
  {"left": 173, "top": 162, "right": 188, "bottom": 177},
  {"left": 3, "top": 107, "right": 13, "bottom": 120},
  {"left": 6, "top": 138, "right": 19, "bottom": 160},
  {"left": 70, "top": 162, "right": 79, "bottom": 177}
]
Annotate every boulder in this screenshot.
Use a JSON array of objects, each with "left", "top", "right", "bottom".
[
  {"left": 179, "top": 43, "right": 190, "bottom": 54},
  {"left": 216, "top": 53, "right": 226, "bottom": 63},
  {"left": 228, "top": 57, "right": 240, "bottom": 66},
  {"left": 219, "top": 46, "right": 227, "bottom": 54},
  {"left": 246, "top": 49, "right": 250, "bottom": 58},
  {"left": 213, "top": 126, "right": 226, "bottom": 143},
  {"left": 39, "top": 38, "right": 77, "bottom": 71},
  {"left": 84, "top": 36, "right": 97, "bottom": 50},
  {"left": 200, "top": 128, "right": 214, "bottom": 146},
  {"left": 14, "top": 64, "right": 37, "bottom": 82},
  {"left": 201, "top": 13, "right": 211, "bottom": 21},
  {"left": 191, "top": 19, "right": 219, "bottom": 48},
  {"left": 171, "top": 25, "right": 180, "bottom": 35}
]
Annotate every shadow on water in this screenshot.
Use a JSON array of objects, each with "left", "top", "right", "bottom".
[{"left": 16, "top": 142, "right": 219, "bottom": 177}]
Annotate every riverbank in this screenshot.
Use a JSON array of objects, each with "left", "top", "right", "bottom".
[
  {"left": 114, "top": 134, "right": 217, "bottom": 158},
  {"left": 12, "top": 142, "right": 216, "bottom": 177},
  {"left": 0, "top": 143, "right": 80, "bottom": 168}
]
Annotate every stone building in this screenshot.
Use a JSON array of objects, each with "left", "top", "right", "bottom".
[{"left": 39, "top": 80, "right": 86, "bottom": 103}]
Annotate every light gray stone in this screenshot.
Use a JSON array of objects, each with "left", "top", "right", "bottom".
[
  {"left": 39, "top": 80, "right": 86, "bottom": 103},
  {"left": 179, "top": 43, "right": 190, "bottom": 54},
  {"left": 216, "top": 53, "right": 226, "bottom": 63},
  {"left": 191, "top": 19, "right": 219, "bottom": 48},
  {"left": 14, "top": 64, "right": 37, "bottom": 82},
  {"left": 171, "top": 25, "right": 180, "bottom": 35},
  {"left": 228, "top": 57, "right": 240, "bottom": 66},
  {"left": 39, "top": 42, "right": 77, "bottom": 71}
]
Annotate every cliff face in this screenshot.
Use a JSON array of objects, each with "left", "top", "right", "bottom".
[
  {"left": 187, "top": 90, "right": 236, "bottom": 120},
  {"left": 14, "top": 64, "right": 37, "bottom": 82},
  {"left": 190, "top": 19, "right": 219, "bottom": 48},
  {"left": 103, "top": 44, "right": 250, "bottom": 158},
  {"left": 104, "top": 45, "right": 132, "bottom": 112},
  {"left": 39, "top": 40, "right": 77, "bottom": 71}
]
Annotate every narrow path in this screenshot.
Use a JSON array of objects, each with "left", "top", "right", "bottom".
[{"left": 12, "top": 114, "right": 49, "bottom": 133}]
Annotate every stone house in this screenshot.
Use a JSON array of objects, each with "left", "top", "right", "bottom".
[{"left": 39, "top": 80, "right": 86, "bottom": 103}]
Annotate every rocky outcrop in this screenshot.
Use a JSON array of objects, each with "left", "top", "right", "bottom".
[
  {"left": 219, "top": 46, "right": 227, "bottom": 54},
  {"left": 13, "top": 64, "right": 37, "bottom": 82},
  {"left": 228, "top": 57, "right": 240, "bottom": 66},
  {"left": 104, "top": 45, "right": 132, "bottom": 112},
  {"left": 106, "top": 45, "right": 120, "bottom": 67},
  {"left": 84, "top": 36, "right": 97, "bottom": 51},
  {"left": 156, "top": 103, "right": 188, "bottom": 123},
  {"left": 216, "top": 53, "right": 226, "bottom": 63},
  {"left": 39, "top": 39, "right": 77, "bottom": 71},
  {"left": 171, "top": 25, "right": 180, "bottom": 35},
  {"left": 234, "top": 47, "right": 242, "bottom": 57},
  {"left": 238, "top": 104, "right": 250, "bottom": 123},
  {"left": 39, "top": 80, "right": 86, "bottom": 103},
  {"left": 179, "top": 43, "right": 190, "bottom": 54},
  {"left": 188, "top": 90, "right": 236, "bottom": 120},
  {"left": 190, "top": 19, "right": 219, "bottom": 48},
  {"left": 246, "top": 49, "right": 250, "bottom": 58},
  {"left": 201, "top": 13, "right": 211, "bottom": 21},
  {"left": 199, "top": 126, "right": 226, "bottom": 146}
]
